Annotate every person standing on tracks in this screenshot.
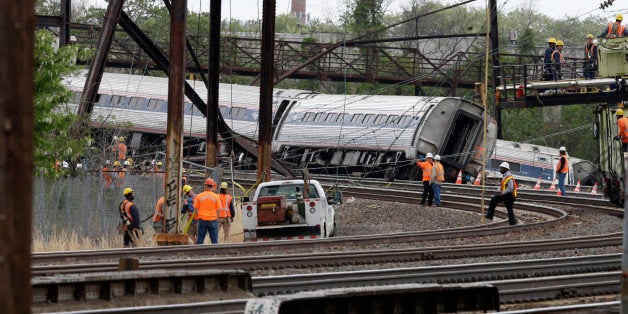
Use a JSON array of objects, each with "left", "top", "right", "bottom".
[
  {"left": 599, "top": 14, "right": 628, "bottom": 38},
  {"left": 152, "top": 195, "right": 165, "bottom": 232},
  {"left": 182, "top": 185, "right": 198, "bottom": 240},
  {"left": 583, "top": 34, "right": 598, "bottom": 80},
  {"left": 416, "top": 153, "right": 434, "bottom": 207},
  {"left": 551, "top": 40, "right": 565, "bottom": 81},
  {"left": 111, "top": 136, "right": 127, "bottom": 164},
  {"left": 543, "top": 38, "right": 557, "bottom": 81},
  {"left": 193, "top": 178, "right": 221, "bottom": 244},
  {"left": 217, "top": 182, "right": 236, "bottom": 242},
  {"left": 485, "top": 162, "right": 518, "bottom": 225},
  {"left": 430, "top": 155, "right": 445, "bottom": 206},
  {"left": 556, "top": 147, "right": 569, "bottom": 196},
  {"left": 614, "top": 108, "right": 628, "bottom": 152},
  {"left": 119, "top": 188, "right": 142, "bottom": 247}
]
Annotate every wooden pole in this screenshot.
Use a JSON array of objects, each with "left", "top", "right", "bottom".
[
  {"left": 0, "top": 0, "right": 34, "bottom": 312},
  {"left": 206, "top": 0, "right": 221, "bottom": 169}
]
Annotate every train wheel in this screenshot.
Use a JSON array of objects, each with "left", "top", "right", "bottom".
[{"left": 384, "top": 167, "right": 397, "bottom": 182}]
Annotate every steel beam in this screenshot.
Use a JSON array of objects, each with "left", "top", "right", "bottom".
[
  {"left": 489, "top": 0, "right": 501, "bottom": 138},
  {"left": 77, "top": 0, "right": 125, "bottom": 116},
  {"left": 60, "top": 0, "right": 71, "bottom": 46},
  {"left": 164, "top": 0, "right": 187, "bottom": 233},
  {"left": 0, "top": 0, "right": 34, "bottom": 312},
  {"left": 258, "top": 0, "right": 276, "bottom": 182},
  {"left": 206, "top": 0, "right": 221, "bottom": 168}
]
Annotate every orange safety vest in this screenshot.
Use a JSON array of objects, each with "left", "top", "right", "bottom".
[
  {"left": 152, "top": 196, "right": 165, "bottom": 223},
  {"left": 607, "top": 22, "right": 626, "bottom": 38},
  {"left": 218, "top": 194, "right": 233, "bottom": 218},
  {"left": 500, "top": 175, "right": 518, "bottom": 198},
  {"left": 416, "top": 160, "right": 433, "bottom": 182},
  {"left": 556, "top": 155, "right": 569, "bottom": 173},
  {"left": 551, "top": 50, "right": 564, "bottom": 64},
  {"left": 432, "top": 162, "right": 445, "bottom": 183},
  {"left": 117, "top": 142, "right": 127, "bottom": 161},
  {"left": 194, "top": 191, "right": 220, "bottom": 221},
  {"left": 120, "top": 199, "right": 135, "bottom": 221},
  {"left": 619, "top": 117, "right": 628, "bottom": 143}
]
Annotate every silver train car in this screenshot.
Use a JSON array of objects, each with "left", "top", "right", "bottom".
[{"left": 64, "top": 72, "right": 497, "bottom": 181}]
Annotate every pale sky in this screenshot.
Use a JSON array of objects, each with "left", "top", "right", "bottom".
[{"left": 84, "top": 0, "right": 628, "bottom": 23}]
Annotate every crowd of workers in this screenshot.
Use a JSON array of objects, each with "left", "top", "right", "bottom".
[{"left": 543, "top": 13, "right": 628, "bottom": 81}]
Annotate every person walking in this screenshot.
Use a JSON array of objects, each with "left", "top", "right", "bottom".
[
  {"left": 182, "top": 185, "right": 198, "bottom": 240},
  {"left": 119, "top": 188, "right": 142, "bottom": 247},
  {"left": 152, "top": 196, "right": 165, "bottom": 232},
  {"left": 217, "top": 182, "right": 235, "bottom": 242},
  {"left": 556, "top": 147, "right": 569, "bottom": 196},
  {"left": 599, "top": 14, "right": 628, "bottom": 38},
  {"left": 484, "top": 162, "right": 518, "bottom": 226},
  {"left": 543, "top": 38, "right": 557, "bottom": 81},
  {"left": 416, "top": 153, "right": 434, "bottom": 206},
  {"left": 193, "top": 178, "right": 221, "bottom": 244},
  {"left": 430, "top": 155, "right": 445, "bottom": 206},
  {"left": 615, "top": 108, "right": 628, "bottom": 152},
  {"left": 583, "top": 34, "right": 598, "bottom": 80},
  {"left": 551, "top": 40, "right": 565, "bottom": 81}
]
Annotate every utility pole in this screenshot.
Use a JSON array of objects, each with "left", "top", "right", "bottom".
[
  {"left": 160, "top": 0, "right": 187, "bottom": 244},
  {"left": 258, "top": 0, "right": 276, "bottom": 182},
  {"left": 206, "top": 0, "right": 221, "bottom": 169},
  {"left": 489, "top": 0, "right": 502, "bottom": 139},
  {"left": 0, "top": 0, "right": 34, "bottom": 312}
]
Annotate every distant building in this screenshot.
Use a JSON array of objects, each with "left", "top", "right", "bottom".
[{"left": 291, "top": 0, "right": 307, "bottom": 22}]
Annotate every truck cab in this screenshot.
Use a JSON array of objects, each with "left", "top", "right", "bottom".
[{"left": 241, "top": 179, "right": 338, "bottom": 241}]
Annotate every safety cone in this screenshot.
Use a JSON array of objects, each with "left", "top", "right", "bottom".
[
  {"left": 473, "top": 174, "right": 481, "bottom": 186},
  {"left": 591, "top": 182, "right": 598, "bottom": 194},
  {"left": 574, "top": 180, "right": 581, "bottom": 193},
  {"left": 533, "top": 177, "right": 541, "bottom": 190},
  {"left": 455, "top": 170, "right": 463, "bottom": 184},
  {"left": 549, "top": 178, "right": 557, "bottom": 191}
]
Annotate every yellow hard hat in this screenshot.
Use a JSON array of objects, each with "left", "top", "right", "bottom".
[
  {"left": 123, "top": 187, "right": 134, "bottom": 196},
  {"left": 118, "top": 136, "right": 125, "bottom": 142},
  {"left": 220, "top": 182, "right": 229, "bottom": 189},
  {"left": 113, "top": 161, "right": 121, "bottom": 167},
  {"left": 616, "top": 108, "right": 624, "bottom": 116},
  {"left": 587, "top": 34, "right": 594, "bottom": 39},
  {"left": 548, "top": 38, "right": 557, "bottom": 44},
  {"left": 556, "top": 40, "right": 564, "bottom": 46},
  {"left": 156, "top": 161, "right": 163, "bottom": 166},
  {"left": 183, "top": 185, "right": 193, "bottom": 194},
  {"left": 126, "top": 158, "right": 133, "bottom": 165},
  {"left": 617, "top": 13, "right": 623, "bottom": 21}
]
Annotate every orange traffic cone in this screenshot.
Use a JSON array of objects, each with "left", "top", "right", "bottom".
[
  {"left": 455, "top": 170, "right": 463, "bottom": 184},
  {"left": 473, "top": 174, "right": 481, "bottom": 186},
  {"left": 574, "top": 180, "right": 581, "bottom": 193},
  {"left": 591, "top": 182, "right": 598, "bottom": 194},
  {"left": 533, "top": 177, "right": 541, "bottom": 190},
  {"left": 549, "top": 178, "right": 557, "bottom": 191}
]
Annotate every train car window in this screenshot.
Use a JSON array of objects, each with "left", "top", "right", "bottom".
[
  {"left": 532, "top": 146, "right": 539, "bottom": 151},
  {"left": 538, "top": 157, "right": 547, "bottom": 162},
  {"left": 184, "top": 103, "right": 192, "bottom": 113},
  {"left": 96, "top": 94, "right": 111, "bottom": 105},
  {"left": 351, "top": 114, "right": 364, "bottom": 124},
  {"left": 230, "top": 107, "right": 246, "bottom": 119},
  {"left": 386, "top": 115, "right": 399, "bottom": 124},
  {"left": 397, "top": 115, "right": 410, "bottom": 125},
  {"left": 314, "top": 112, "right": 325, "bottom": 122},
  {"left": 146, "top": 99, "right": 163, "bottom": 111},
  {"left": 302, "top": 112, "right": 315, "bottom": 122},
  {"left": 373, "top": 114, "right": 386, "bottom": 124},
  {"left": 490, "top": 159, "right": 521, "bottom": 172},
  {"left": 336, "top": 113, "right": 348, "bottom": 123},
  {"left": 219, "top": 106, "right": 228, "bottom": 116},
  {"left": 363, "top": 114, "right": 375, "bottom": 124},
  {"left": 324, "top": 113, "right": 338, "bottom": 123},
  {"left": 191, "top": 105, "right": 203, "bottom": 117},
  {"left": 512, "top": 143, "right": 521, "bottom": 148},
  {"left": 128, "top": 97, "right": 145, "bottom": 109}
]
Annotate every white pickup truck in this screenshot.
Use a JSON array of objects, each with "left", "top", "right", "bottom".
[{"left": 241, "top": 179, "right": 339, "bottom": 241}]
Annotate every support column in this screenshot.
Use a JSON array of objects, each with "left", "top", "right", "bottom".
[
  {"left": 60, "top": 0, "right": 71, "bottom": 46},
  {"left": 0, "top": 0, "right": 34, "bottom": 312},
  {"left": 258, "top": 0, "right": 276, "bottom": 182},
  {"left": 489, "top": 0, "right": 501, "bottom": 138},
  {"left": 206, "top": 0, "right": 221, "bottom": 168}
]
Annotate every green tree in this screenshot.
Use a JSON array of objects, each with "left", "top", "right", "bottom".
[{"left": 33, "top": 30, "right": 93, "bottom": 176}]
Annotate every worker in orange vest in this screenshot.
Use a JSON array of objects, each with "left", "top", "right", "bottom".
[
  {"left": 193, "top": 178, "right": 221, "bottom": 244},
  {"left": 599, "top": 14, "right": 628, "bottom": 38},
  {"left": 111, "top": 136, "right": 127, "bottom": 164},
  {"left": 416, "top": 153, "right": 434, "bottom": 206},
  {"left": 484, "top": 162, "right": 518, "bottom": 225},
  {"left": 430, "top": 155, "right": 445, "bottom": 206},
  {"left": 102, "top": 160, "right": 113, "bottom": 188},
  {"left": 615, "top": 108, "right": 628, "bottom": 152},
  {"left": 119, "top": 188, "right": 142, "bottom": 247},
  {"left": 217, "top": 182, "right": 235, "bottom": 242},
  {"left": 152, "top": 196, "right": 165, "bottom": 232},
  {"left": 555, "top": 147, "right": 569, "bottom": 196}
]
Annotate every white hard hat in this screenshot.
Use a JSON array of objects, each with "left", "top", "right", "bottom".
[
  {"left": 426, "top": 153, "right": 433, "bottom": 158},
  {"left": 434, "top": 154, "right": 441, "bottom": 161},
  {"left": 105, "top": 160, "right": 110, "bottom": 165},
  {"left": 499, "top": 161, "right": 510, "bottom": 170},
  {"left": 62, "top": 161, "right": 69, "bottom": 168},
  {"left": 123, "top": 160, "right": 130, "bottom": 166},
  {"left": 559, "top": 146, "right": 566, "bottom": 152}
]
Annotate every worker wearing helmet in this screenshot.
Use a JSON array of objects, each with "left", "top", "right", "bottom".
[
  {"left": 583, "top": 34, "right": 598, "bottom": 79},
  {"left": 181, "top": 184, "right": 198, "bottom": 240},
  {"left": 217, "top": 182, "right": 235, "bottom": 242},
  {"left": 551, "top": 40, "right": 565, "bottom": 80},
  {"left": 152, "top": 196, "right": 166, "bottom": 232},
  {"left": 193, "top": 178, "right": 221, "bottom": 244},
  {"left": 484, "top": 162, "right": 518, "bottom": 225},
  {"left": 111, "top": 136, "right": 127, "bottom": 164},
  {"left": 102, "top": 160, "right": 113, "bottom": 188},
  {"left": 543, "top": 38, "right": 557, "bottom": 81},
  {"left": 416, "top": 153, "right": 434, "bottom": 206},
  {"left": 614, "top": 107, "right": 628, "bottom": 152},
  {"left": 599, "top": 14, "right": 628, "bottom": 38},
  {"left": 119, "top": 188, "right": 142, "bottom": 247},
  {"left": 430, "top": 155, "right": 445, "bottom": 206},
  {"left": 112, "top": 161, "right": 125, "bottom": 187},
  {"left": 556, "top": 147, "right": 569, "bottom": 196}
]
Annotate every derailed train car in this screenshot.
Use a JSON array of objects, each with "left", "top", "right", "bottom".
[{"left": 63, "top": 72, "right": 497, "bottom": 181}]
